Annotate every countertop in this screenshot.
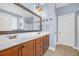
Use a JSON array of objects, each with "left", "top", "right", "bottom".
[{"left": 0, "top": 32, "right": 49, "bottom": 51}]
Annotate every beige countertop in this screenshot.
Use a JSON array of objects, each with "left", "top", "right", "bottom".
[{"left": 0, "top": 32, "right": 49, "bottom": 51}]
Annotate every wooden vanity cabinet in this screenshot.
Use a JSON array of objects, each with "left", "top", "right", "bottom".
[
  {"left": 0, "top": 45, "right": 20, "bottom": 56},
  {"left": 0, "top": 35, "right": 49, "bottom": 56}
]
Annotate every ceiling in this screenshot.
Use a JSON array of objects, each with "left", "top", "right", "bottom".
[
  {"left": 56, "top": 3, "right": 71, "bottom": 8},
  {"left": 34, "top": 3, "right": 71, "bottom": 9}
]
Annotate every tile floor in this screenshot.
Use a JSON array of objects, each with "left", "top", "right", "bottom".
[{"left": 44, "top": 44, "right": 79, "bottom": 56}]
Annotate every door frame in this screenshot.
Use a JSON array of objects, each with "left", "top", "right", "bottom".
[
  {"left": 55, "top": 4, "right": 58, "bottom": 44},
  {"left": 73, "top": 10, "right": 79, "bottom": 50},
  {"left": 56, "top": 15, "right": 58, "bottom": 43},
  {"left": 74, "top": 11, "right": 77, "bottom": 47},
  {"left": 74, "top": 10, "right": 79, "bottom": 48}
]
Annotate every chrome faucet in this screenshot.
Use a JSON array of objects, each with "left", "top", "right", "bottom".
[
  {"left": 38, "top": 32, "right": 41, "bottom": 34},
  {"left": 7, "top": 35, "right": 18, "bottom": 39}
]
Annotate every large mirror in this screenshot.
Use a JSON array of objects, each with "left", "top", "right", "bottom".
[{"left": 0, "top": 3, "right": 42, "bottom": 34}]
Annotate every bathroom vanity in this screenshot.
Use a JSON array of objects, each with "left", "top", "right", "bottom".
[
  {"left": 0, "top": 4, "right": 48, "bottom": 56},
  {"left": 0, "top": 32, "right": 49, "bottom": 56}
]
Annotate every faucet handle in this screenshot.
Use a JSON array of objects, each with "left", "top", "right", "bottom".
[{"left": 7, "top": 35, "right": 18, "bottom": 39}]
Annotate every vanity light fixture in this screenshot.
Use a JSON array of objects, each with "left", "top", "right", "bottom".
[{"left": 34, "top": 3, "right": 42, "bottom": 14}]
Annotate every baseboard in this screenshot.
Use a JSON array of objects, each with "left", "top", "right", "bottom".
[
  {"left": 56, "top": 43, "right": 60, "bottom": 45},
  {"left": 48, "top": 47, "right": 55, "bottom": 51},
  {"left": 56, "top": 43, "right": 73, "bottom": 48}
]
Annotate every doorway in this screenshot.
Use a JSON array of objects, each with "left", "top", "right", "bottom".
[{"left": 57, "top": 13, "right": 75, "bottom": 47}]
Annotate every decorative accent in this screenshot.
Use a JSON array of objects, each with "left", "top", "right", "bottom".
[
  {"left": 46, "top": 19, "right": 48, "bottom": 21},
  {"left": 50, "top": 18, "right": 53, "bottom": 20},
  {"left": 43, "top": 20, "right": 45, "bottom": 22}
]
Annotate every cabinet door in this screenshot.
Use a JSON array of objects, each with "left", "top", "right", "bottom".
[
  {"left": 46, "top": 35, "right": 49, "bottom": 49},
  {"left": 43, "top": 35, "right": 49, "bottom": 54},
  {"left": 22, "top": 40, "right": 34, "bottom": 56},
  {"left": 0, "top": 46, "right": 19, "bottom": 56},
  {"left": 44, "top": 36, "right": 47, "bottom": 53}
]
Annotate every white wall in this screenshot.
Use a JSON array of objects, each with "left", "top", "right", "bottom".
[
  {"left": 21, "top": 3, "right": 34, "bottom": 11},
  {"left": 58, "top": 13, "right": 75, "bottom": 47},
  {"left": 39, "top": 4, "right": 57, "bottom": 48}
]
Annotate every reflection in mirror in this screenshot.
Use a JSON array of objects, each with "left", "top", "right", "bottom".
[
  {"left": 18, "top": 16, "right": 33, "bottom": 30},
  {"left": 0, "top": 3, "right": 41, "bottom": 34},
  {"left": 17, "top": 15, "right": 40, "bottom": 31},
  {"left": 0, "top": 9, "right": 19, "bottom": 31},
  {"left": 33, "top": 15, "right": 40, "bottom": 30}
]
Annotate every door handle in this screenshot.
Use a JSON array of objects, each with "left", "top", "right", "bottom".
[{"left": 59, "top": 32, "right": 61, "bottom": 34}]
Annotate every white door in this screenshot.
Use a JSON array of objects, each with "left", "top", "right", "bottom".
[{"left": 58, "top": 13, "right": 74, "bottom": 47}]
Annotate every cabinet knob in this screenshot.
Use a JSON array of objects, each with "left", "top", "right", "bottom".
[
  {"left": 21, "top": 45, "right": 24, "bottom": 48},
  {"left": 19, "top": 46, "right": 21, "bottom": 49}
]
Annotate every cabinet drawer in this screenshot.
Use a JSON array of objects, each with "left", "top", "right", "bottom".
[
  {"left": 21, "top": 40, "right": 34, "bottom": 48},
  {"left": 36, "top": 49, "right": 43, "bottom": 56},
  {"left": 36, "top": 49, "right": 43, "bottom": 55},
  {"left": 36, "top": 42, "right": 43, "bottom": 48},
  {"left": 35, "top": 38, "right": 41, "bottom": 44},
  {"left": 24, "top": 40, "right": 34, "bottom": 46},
  {"left": 36, "top": 43, "right": 43, "bottom": 54},
  {"left": 35, "top": 37, "right": 43, "bottom": 44}
]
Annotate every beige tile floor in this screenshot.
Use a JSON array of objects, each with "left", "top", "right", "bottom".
[{"left": 44, "top": 44, "right": 79, "bottom": 56}]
